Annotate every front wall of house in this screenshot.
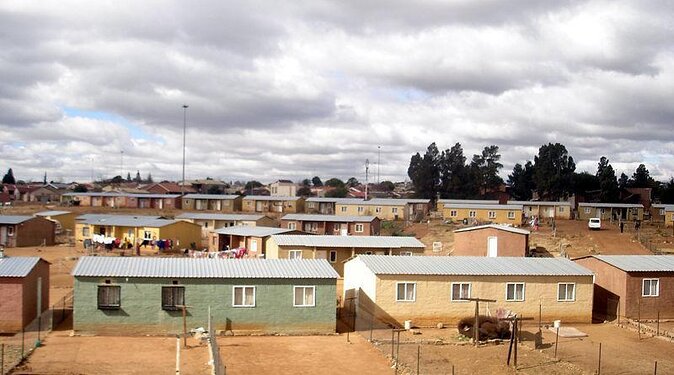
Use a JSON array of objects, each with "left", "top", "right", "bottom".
[
  {"left": 0, "top": 279, "right": 23, "bottom": 332},
  {"left": 578, "top": 207, "right": 644, "bottom": 221},
  {"left": 73, "top": 277, "right": 336, "bottom": 335},
  {"left": 157, "top": 222, "right": 202, "bottom": 249},
  {"left": 522, "top": 205, "right": 571, "bottom": 220},
  {"left": 664, "top": 212, "right": 674, "bottom": 227},
  {"left": 336, "top": 204, "right": 405, "bottom": 221},
  {"left": 573, "top": 257, "right": 627, "bottom": 320},
  {"left": 625, "top": 272, "right": 674, "bottom": 319},
  {"left": 442, "top": 207, "right": 523, "bottom": 225},
  {"left": 453, "top": 229, "right": 527, "bottom": 257},
  {"left": 372, "top": 274, "right": 593, "bottom": 326},
  {"left": 21, "top": 261, "right": 50, "bottom": 329},
  {"left": 16, "top": 218, "right": 55, "bottom": 247},
  {"left": 49, "top": 213, "right": 77, "bottom": 232}
]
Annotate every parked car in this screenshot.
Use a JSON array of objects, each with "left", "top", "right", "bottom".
[{"left": 588, "top": 218, "right": 601, "bottom": 230}]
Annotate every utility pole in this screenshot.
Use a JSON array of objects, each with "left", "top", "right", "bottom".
[
  {"left": 120, "top": 150, "right": 124, "bottom": 178},
  {"left": 365, "top": 159, "right": 369, "bottom": 201},
  {"left": 377, "top": 145, "right": 381, "bottom": 184},
  {"left": 181, "top": 104, "right": 189, "bottom": 196}
]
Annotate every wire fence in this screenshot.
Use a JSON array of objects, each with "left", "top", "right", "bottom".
[
  {"left": 207, "top": 309, "right": 226, "bottom": 375},
  {"left": 0, "top": 290, "right": 73, "bottom": 375}
]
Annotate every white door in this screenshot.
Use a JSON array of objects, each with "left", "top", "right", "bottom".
[
  {"left": 487, "top": 236, "right": 498, "bottom": 257},
  {"left": 0, "top": 226, "right": 6, "bottom": 245},
  {"left": 250, "top": 239, "right": 258, "bottom": 253}
]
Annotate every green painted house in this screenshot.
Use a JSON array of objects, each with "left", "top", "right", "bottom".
[{"left": 72, "top": 257, "right": 339, "bottom": 335}]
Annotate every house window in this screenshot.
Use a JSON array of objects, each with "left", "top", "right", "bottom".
[
  {"left": 289, "top": 250, "right": 302, "bottom": 259},
  {"left": 559, "top": 207, "right": 565, "bottom": 213},
  {"left": 469, "top": 211, "right": 476, "bottom": 218},
  {"left": 97, "top": 285, "right": 121, "bottom": 310},
  {"left": 505, "top": 283, "right": 525, "bottom": 301},
  {"left": 357, "top": 206, "right": 364, "bottom": 213},
  {"left": 375, "top": 207, "right": 382, "bottom": 213},
  {"left": 671, "top": 214, "right": 674, "bottom": 221},
  {"left": 659, "top": 209, "right": 665, "bottom": 215},
  {"left": 82, "top": 226, "right": 90, "bottom": 237},
  {"left": 392, "top": 207, "right": 398, "bottom": 214},
  {"left": 557, "top": 283, "right": 575, "bottom": 302},
  {"left": 6, "top": 226, "right": 14, "bottom": 236},
  {"left": 396, "top": 282, "right": 416, "bottom": 302},
  {"left": 144, "top": 231, "right": 152, "bottom": 240},
  {"left": 584, "top": 207, "right": 591, "bottom": 214},
  {"left": 162, "top": 286, "right": 185, "bottom": 310},
  {"left": 293, "top": 286, "right": 315, "bottom": 307},
  {"left": 288, "top": 222, "right": 296, "bottom": 230},
  {"left": 204, "top": 222, "right": 209, "bottom": 228},
  {"left": 488, "top": 211, "right": 496, "bottom": 219},
  {"left": 233, "top": 286, "right": 256, "bottom": 307},
  {"left": 399, "top": 251, "right": 412, "bottom": 256},
  {"left": 450, "top": 210, "right": 458, "bottom": 217},
  {"left": 329, "top": 251, "right": 337, "bottom": 263},
  {"left": 341, "top": 206, "right": 347, "bottom": 212},
  {"left": 451, "top": 283, "right": 471, "bottom": 301},
  {"left": 308, "top": 202, "right": 315, "bottom": 209},
  {"left": 642, "top": 279, "right": 659, "bottom": 297},
  {"left": 355, "top": 224, "right": 364, "bottom": 233},
  {"left": 507, "top": 211, "right": 515, "bottom": 219}
]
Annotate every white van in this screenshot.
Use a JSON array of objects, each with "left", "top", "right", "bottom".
[{"left": 588, "top": 218, "right": 601, "bottom": 230}]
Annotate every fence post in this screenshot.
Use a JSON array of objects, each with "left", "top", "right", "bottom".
[
  {"left": 656, "top": 311, "right": 660, "bottom": 336},
  {"left": 38, "top": 312, "right": 42, "bottom": 342},
  {"left": 638, "top": 298, "right": 641, "bottom": 340},
  {"left": 554, "top": 327, "right": 560, "bottom": 359},
  {"left": 597, "top": 342, "right": 602, "bottom": 375},
  {"left": 21, "top": 327, "right": 25, "bottom": 358},
  {"left": 416, "top": 345, "right": 420, "bottom": 375},
  {"left": 1, "top": 343, "right": 4, "bottom": 375},
  {"left": 396, "top": 330, "right": 401, "bottom": 371},
  {"left": 369, "top": 314, "right": 373, "bottom": 342},
  {"left": 391, "top": 329, "right": 395, "bottom": 360},
  {"left": 654, "top": 360, "right": 658, "bottom": 375}
]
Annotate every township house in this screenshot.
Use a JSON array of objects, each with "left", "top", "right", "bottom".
[
  {"left": 242, "top": 195, "right": 305, "bottom": 214},
  {"left": 75, "top": 214, "right": 201, "bottom": 249},
  {"left": 181, "top": 194, "right": 243, "bottom": 212},
  {"left": 0, "top": 215, "right": 56, "bottom": 247},
  {"left": 176, "top": 213, "right": 275, "bottom": 243},
  {"left": 280, "top": 214, "right": 380, "bottom": 236},
  {"left": 577, "top": 203, "right": 644, "bottom": 221},
  {"left": 343, "top": 255, "right": 594, "bottom": 328},
  {"left": 650, "top": 204, "right": 673, "bottom": 223},
  {"left": 574, "top": 255, "right": 674, "bottom": 320},
  {"left": 145, "top": 182, "right": 195, "bottom": 195},
  {"left": 71, "top": 257, "right": 339, "bottom": 335},
  {"left": 34, "top": 210, "right": 77, "bottom": 233},
  {"left": 209, "top": 226, "right": 300, "bottom": 255},
  {"left": 453, "top": 225, "right": 530, "bottom": 257},
  {"left": 442, "top": 203, "right": 524, "bottom": 226},
  {"left": 269, "top": 180, "right": 296, "bottom": 197},
  {"left": 436, "top": 199, "right": 499, "bottom": 212},
  {"left": 266, "top": 235, "right": 426, "bottom": 276},
  {"left": 0, "top": 255, "right": 50, "bottom": 333},
  {"left": 508, "top": 201, "right": 572, "bottom": 220},
  {"left": 305, "top": 197, "right": 340, "bottom": 215},
  {"left": 334, "top": 198, "right": 431, "bottom": 221},
  {"left": 61, "top": 192, "right": 181, "bottom": 209}
]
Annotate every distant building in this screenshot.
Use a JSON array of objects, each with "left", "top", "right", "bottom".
[
  {"left": 0, "top": 256, "right": 50, "bottom": 333},
  {"left": 242, "top": 196, "right": 304, "bottom": 214},
  {"left": 181, "top": 194, "right": 243, "bottom": 212},
  {"left": 269, "top": 180, "right": 297, "bottom": 197},
  {"left": 453, "top": 224, "right": 530, "bottom": 257},
  {"left": 577, "top": 203, "right": 644, "bottom": 221},
  {"left": 441, "top": 203, "right": 524, "bottom": 226},
  {"left": 280, "top": 214, "right": 380, "bottom": 236},
  {"left": 507, "top": 201, "right": 572, "bottom": 220},
  {"left": 34, "top": 210, "right": 77, "bottom": 233},
  {"left": 210, "top": 226, "right": 299, "bottom": 255},
  {"left": 145, "top": 182, "right": 195, "bottom": 195}
]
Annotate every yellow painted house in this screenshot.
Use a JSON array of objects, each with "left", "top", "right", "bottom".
[
  {"left": 335, "top": 198, "right": 430, "bottom": 221},
  {"left": 442, "top": 204, "right": 524, "bottom": 225},
  {"left": 75, "top": 214, "right": 201, "bottom": 248},
  {"left": 665, "top": 206, "right": 674, "bottom": 227},
  {"left": 344, "top": 255, "right": 594, "bottom": 328},
  {"left": 435, "top": 199, "right": 498, "bottom": 212},
  {"left": 577, "top": 203, "right": 644, "bottom": 221},
  {"left": 34, "top": 210, "right": 77, "bottom": 233},
  {"left": 507, "top": 201, "right": 572, "bottom": 220}
]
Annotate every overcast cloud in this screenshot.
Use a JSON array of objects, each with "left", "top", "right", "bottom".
[{"left": 1, "top": 0, "right": 673, "bottom": 183}]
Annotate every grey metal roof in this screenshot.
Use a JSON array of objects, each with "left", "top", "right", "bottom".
[
  {"left": 335, "top": 198, "right": 429, "bottom": 206},
  {"left": 354, "top": 255, "right": 593, "bottom": 276},
  {"left": 215, "top": 226, "right": 294, "bottom": 237},
  {"left": 652, "top": 204, "right": 674, "bottom": 210},
  {"left": 34, "top": 210, "right": 72, "bottom": 217},
  {"left": 78, "top": 215, "right": 184, "bottom": 228},
  {"left": 0, "top": 215, "right": 34, "bottom": 225},
  {"left": 578, "top": 203, "right": 643, "bottom": 208},
  {"left": 281, "top": 214, "right": 377, "bottom": 223},
  {"left": 443, "top": 204, "right": 523, "bottom": 210},
  {"left": 72, "top": 256, "right": 339, "bottom": 279},
  {"left": 176, "top": 213, "right": 266, "bottom": 221},
  {"left": 454, "top": 224, "right": 530, "bottom": 235},
  {"left": 438, "top": 199, "right": 499, "bottom": 205},
  {"left": 183, "top": 194, "right": 241, "bottom": 200},
  {"left": 306, "top": 197, "right": 342, "bottom": 203},
  {"left": 242, "top": 195, "right": 301, "bottom": 201},
  {"left": 508, "top": 201, "right": 571, "bottom": 206},
  {"left": 128, "top": 194, "right": 181, "bottom": 199},
  {"left": 76, "top": 214, "right": 162, "bottom": 222},
  {"left": 0, "top": 257, "right": 41, "bottom": 277},
  {"left": 62, "top": 192, "right": 122, "bottom": 197},
  {"left": 270, "top": 235, "right": 425, "bottom": 249},
  {"left": 591, "top": 255, "right": 674, "bottom": 272}
]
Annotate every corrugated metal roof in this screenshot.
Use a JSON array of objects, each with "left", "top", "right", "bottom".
[
  {"left": 183, "top": 194, "right": 240, "bottom": 200},
  {"left": 72, "top": 256, "right": 339, "bottom": 279},
  {"left": 0, "top": 215, "right": 34, "bottom": 225},
  {"left": 0, "top": 257, "right": 41, "bottom": 277},
  {"left": 592, "top": 255, "right": 674, "bottom": 272},
  {"left": 306, "top": 197, "right": 343, "bottom": 203},
  {"left": 652, "top": 204, "right": 674, "bottom": 210},
  {"left": 281, "top": 214, "right": 377, "bottom": 222},
  {"left": 355, "top": 255, "right": 593, "bottom": 276},
  {"left": 438, "top": 199, "right": 499, "bottom": 205},
  {"left": 34, "top": 210, "right": 72, "bottom": 217},
  {"left": 443, "top": 204, "right": 523, "bottom": 210},
  {"left": 271, "top": 235, "right": 425, "bottom": 248},
  {"left": 242, "top": 195, "right": 301, "bottom": 201},
  {"left": 128, "top": 194, "right": 181, "bottom": 199},
  {"left": 508, "top": 201, "right": 572, "bottom": 206},
  {"left": 578, "top": 203, "right": 643, "bottom": 208},
  {"left": 215, "top": 226, "right": 294, "bottom": 237},
  {"left": 79, "top": 216, "right": 183, "bottom": 228},
  {"left": 176, "top": 213, "right": 266, "bottom": 221},
  {"left": 335, "top": 198, "right": 429, "bottom": 206},
  {"left": 454, "top": 224, "right": 530, "bottom": 235},
  {"left": 62, "top": 192, "right": 123, "bottom": 197},
  {"left": 76, "top": 214, "right": 162, "bottom": 222}
]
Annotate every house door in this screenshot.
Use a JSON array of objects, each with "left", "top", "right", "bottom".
[
  {"left": 0, "top": 226, "right": 6, "bottom": 245},
  {"left": 547, "top": 207, "right": 554, "bottom": 218},
  {"left": 250, "top": 239, "right": 258, "bottom": 253},
  {"left": 158, "top": 200, "right": 164, "bottom": 210},
  {"left": 487, "top": 236, "right": 498, "bottom": 257},
  {"left": 255, "top": 201, "right": 263, "bottom": 212}
]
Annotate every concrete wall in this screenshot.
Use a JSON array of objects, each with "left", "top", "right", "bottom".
[
  {"left": 521, "top": 204, "right": 571, "bottom": 220},
  {"left": 21, "top": 261, "right": 50, "bottom": 329},
  {"left": 242, "top": 199, "right": 304, "bottom": 214},
  {"left": 46, "top": 212, "right": 77, "bottom": 232},
  {"left": 442, "top": 207, "right": 524, "bottom": 226},
  {"left": 578, "top": 206, "right": 644, "bottom": 221},
  {"left": 574, "top": 257, "right": 626, "bottom": 320},
  {"left": 453, "top": 228, "right": 527, "bottom": 257},
  {"left": 181, "top": 197, "right": 243, "bottom": 212},
  {"left": 73, "top": 277, "right": 336, "bottom": 335}
]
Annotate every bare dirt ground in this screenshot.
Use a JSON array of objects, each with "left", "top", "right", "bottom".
[
  {"left": 11, "top": 331, "right": 211, "bottom": 375},
  {"left": 218, "top": 334, "right": 394, "bottom": 375}
]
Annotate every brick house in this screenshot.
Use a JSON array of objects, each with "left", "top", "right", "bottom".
[
  {"left": 0, "top": 256, "right": 50, "bottom": 333},
  {"left": 0, "top": 216, "right": 56, "bottom": 247},
  {"left": 453, "top": 224, "right": 530, "bottom": 257}
]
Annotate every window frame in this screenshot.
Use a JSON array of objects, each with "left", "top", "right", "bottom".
[
  {"left": 287, "top": 222, "right": 296, "bottom": 230},
  {"left": 161, "top": 285, "right": 185, "bottom": 311},
  {"left": 232, "top": 286, "right": 256, "bottom": 307},
  {"left": 584, "top": 207, "right": 591, "bottom": 214},
  {"left": 505, "top": 282, "right": 525, "bottom": 302},
  {"left": 642, "top": 278, "right": 659, "bottom": 297},
  {"left": 329, "top": 250, "right": 337, "bottom": 263},
  {"left": 97, "top": 284, "right": 121, "bottom": 310},
  {"left": 357, "top": 206, "right": 364, "bottom": 213},
  {"left": 288, "top": 250, "right": 302, "bottom": 259},
  {"left": 451, "top": 282, "right": 471, "bottom": 302},
  {"left": 293, "top": 286, "right": 316, "bottom": 307},
  {"left": 507, "top": 211, "right": 515, "bottom": 219},
  {"left": 395, "top": 282, "right": 416, "bottom": 302},
  {"left": 399, "top": 251, "right": 412, "bottom": 256},
  {"left": 469, "top": 210, "right": 476, "bottom": 218},
  {"left": 340, "top": 206, "right": 347, "bottom": 212},
  {"left": 450, "top": 210, "right": 458, "bottom": 217},
  {"left": 488, "top": 211, "right": 497, "bottom": 219},
  {"left": 392, "top": 207, "right": 398, "bottom": 214},
  {"left": 557, "top": 283, "right": 576, "bottom": 302},
  {"left": 355, "top": 223, "right": 364, "bottom": 233},
  {"left": 82, "top": 226, "right": 90, "bottom": 237}
]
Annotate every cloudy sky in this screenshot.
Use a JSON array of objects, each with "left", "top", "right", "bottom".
[{"left": 1, "top": 0, "right": 673, "bottom": 184}]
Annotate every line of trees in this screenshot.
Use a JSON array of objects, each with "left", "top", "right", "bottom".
[{"left": 408, "top": 142, "right": 674, "bottom": 203}]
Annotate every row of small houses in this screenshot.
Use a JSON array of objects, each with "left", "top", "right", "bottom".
[{"left": 3, "top": 253, "right": 673, "bottom": 335}]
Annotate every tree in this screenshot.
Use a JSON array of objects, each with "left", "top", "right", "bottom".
[
  {"left": 2, "top": 168, "right": 16, "bottom": 184},
  {"left": 245, "top": 180, "right": 263, "bottom": 192},
  {"left": 146, "top": 173, "right": 153, "bottom": 183},
  {"left": 533, "top": 143, "right": 576, "bottom": 200},
  {"left": 301, "top": 178, "right": 311, "bottom": 187},
  {"left": 346, "top": 177, "right": 360, "bottom": 187},
  {"left": 380, "top": 180, "right": 395, "bottom": 192},
  {"left": 43, "top": 172, "right": 47, "bottom": 185},
  {"left": 134, "top": 170, "right": 142, "bottom": 183},
  {"left": 572, "top": 172, "right": 600, "bottom": 195},
  {"left": 596, "top": 156, "right": 619, "bottom": 202},
  {"left": 469, "top": 145, "right": 504, "bottom": 196},
  {"left": 407, "top": 143, "right": 440, "bottom": 199},
  {"left": 508, "top": 161, "right": 535, "bottom": 200},
  {"left": 438, "top": 143, "right": 468, "bottom": 198},
  {"left": 325, "top": 186, "right": 348, "bottom": 197},
  {"left": 110, "top": 175, "right": 124, "bottom": 184},
  {"left": 207, "top": 185, "right": 223, "bottom": 194},
  {"left": 73, "top": 184, "right": 89, "bottom": 193},
  {"left": 324, "top": 178, "right": 345, "bottom": 188},
  {"left": 126, "top": 172, "right": 132, "bottom": 182},
  {"left": 618, "top": 173, "right": 629, "bottom": 189},
  {"left": 630, "top": 164, "right": 655, "bottom": 188},
  {"left": 659, "top": 178, "right": 674, "bottom": 204},
  {"left": 296, "top": 186, "right": 314, "bottom": 197},
  {"left": 312, "top": 176, "right": 323, "bottom": 187}
]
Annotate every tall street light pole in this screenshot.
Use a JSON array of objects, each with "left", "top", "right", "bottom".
[
  {"left": 120, "top": 150, "right": 124, "bottom": 178},
  {"left": 377, "top": 145, "right": 381, "bottom": 184},
  {"left": 182, "top": 105, "right": 188, "bottom": 196}
]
